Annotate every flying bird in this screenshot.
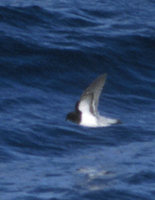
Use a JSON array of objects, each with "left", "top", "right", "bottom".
[{"left": 66, "top": 74, "right": 121, "bottom": 127}]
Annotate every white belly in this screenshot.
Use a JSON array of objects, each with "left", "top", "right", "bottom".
[
  {"left": 80, "top": 112, "right": 98, "bottom": 127},
  {"left": 79, "top": 113, "right": 119, "bottom": 127}
]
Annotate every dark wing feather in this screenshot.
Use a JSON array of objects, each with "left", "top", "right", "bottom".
[{"left": 79, "top": 74, "right": 107, "bottom": 115}]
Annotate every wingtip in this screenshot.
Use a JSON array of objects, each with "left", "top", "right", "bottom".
[
  {"left": 103, "top": 73, "right": 107, "bottom": 78},
  {"left": 116, "top": 119, "right": 122, "bottom": 124},
  {"left": 98, "top": 73, "right": 107, "bottom": 80},
  {"left": 98, "top": 73, "right": 107, "bottom": 82}
]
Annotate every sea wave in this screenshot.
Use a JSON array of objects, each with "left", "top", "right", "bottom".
[{"left": 0, "top": 1, "right": 155, "bottom": 200}]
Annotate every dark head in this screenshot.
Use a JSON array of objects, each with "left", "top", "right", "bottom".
[{"left": 66, "top": 111, "right": 81, "bottom": 124}]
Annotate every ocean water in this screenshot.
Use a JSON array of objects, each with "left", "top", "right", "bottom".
[{"left": 0, "top": 0, "right": 155, "bottom": 199}]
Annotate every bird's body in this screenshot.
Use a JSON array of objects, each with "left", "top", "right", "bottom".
[{"left": 66, "top": 74, "right": 120, "bottom": 127}]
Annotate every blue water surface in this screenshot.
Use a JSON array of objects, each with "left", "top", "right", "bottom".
[{"left": 0, "top": 0, "right": 155, "bottom": 200}]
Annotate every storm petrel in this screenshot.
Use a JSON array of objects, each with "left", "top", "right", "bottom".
[{"left": 66, "top": 74, "right": 120, "bottom": 127}]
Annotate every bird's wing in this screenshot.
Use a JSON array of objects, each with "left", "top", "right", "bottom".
[
  {"left": 77, "top": 94, "right": 94, "bottom": 115},
  {"left": 79, "top": 74, "right": 107, "bottom": 115}
]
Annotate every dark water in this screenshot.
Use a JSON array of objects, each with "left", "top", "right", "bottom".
[{"left": 0, "top": 0, "right": 155, "bottom": 199}]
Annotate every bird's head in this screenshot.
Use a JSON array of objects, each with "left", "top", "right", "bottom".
[{"left": 66, "top": 111, "right": 81, "bottom": 124}]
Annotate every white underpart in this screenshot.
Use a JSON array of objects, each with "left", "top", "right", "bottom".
[
  {"left": 78, "top": 99, "right": 98, "bottom": 127},
  {"left": 78, "top": 95, "right": 118, "bottom": 127},
  {"left": 80, "top": 112, "right": 118, "bottom": 127},
  {"left": 80, "top": 112, "right": 98, "bottom": 127},
  {"left": 98, "top": 116, "right": 118, "bottom": 127}
]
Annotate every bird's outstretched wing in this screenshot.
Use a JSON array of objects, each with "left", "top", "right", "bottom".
[{"left": 78, "top": 74, "right": 107, "bottom": 115}]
